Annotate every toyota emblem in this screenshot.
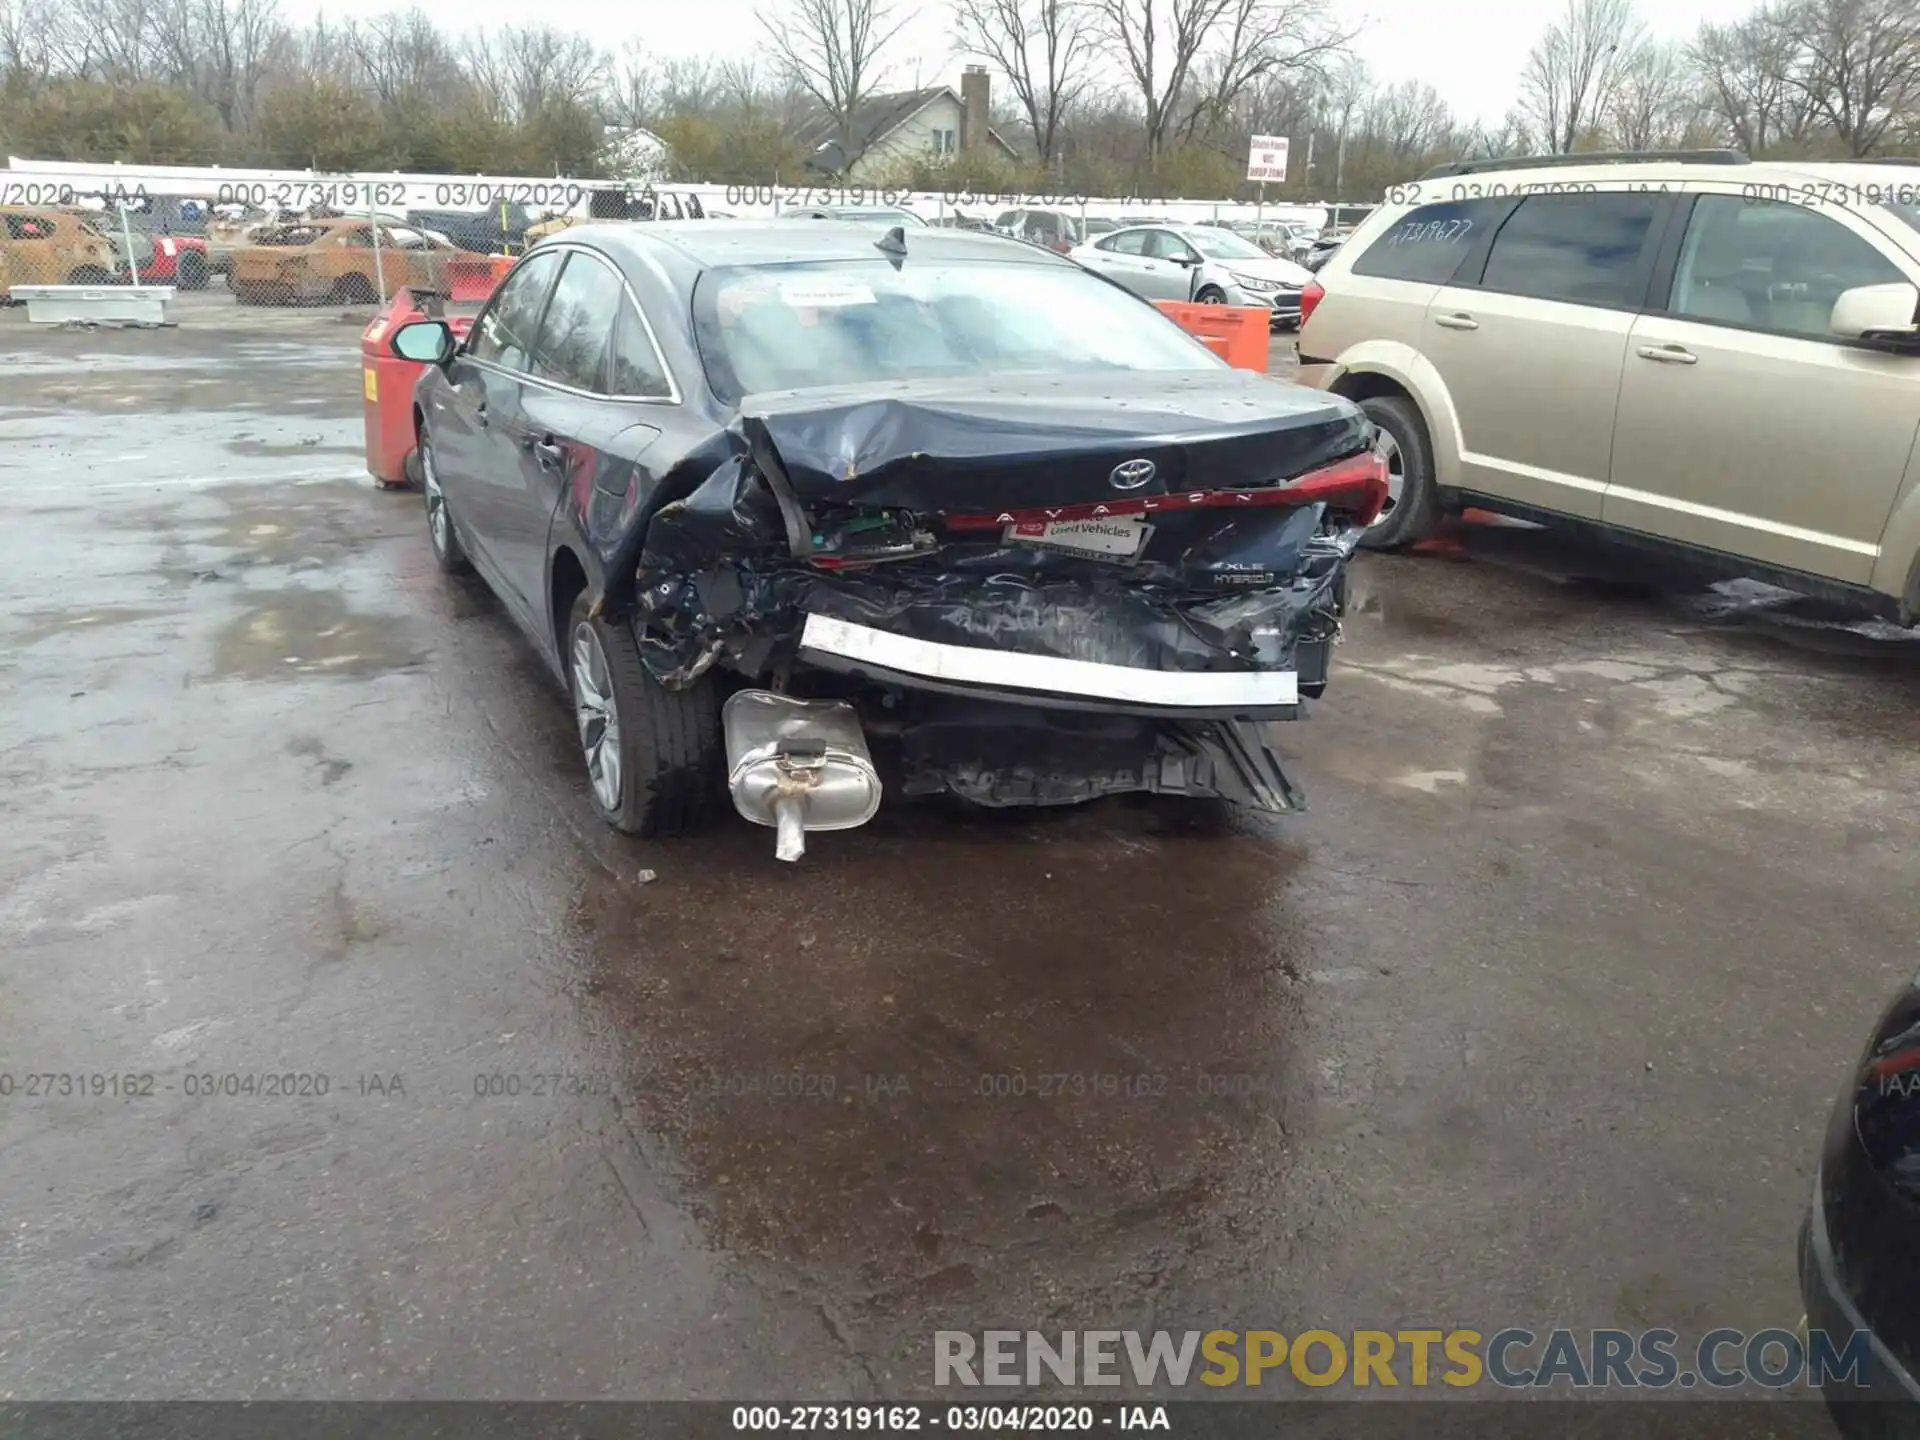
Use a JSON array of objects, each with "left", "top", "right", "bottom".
[{"left": 1109, "top": 458, "right": 1157, "bottom": 491}]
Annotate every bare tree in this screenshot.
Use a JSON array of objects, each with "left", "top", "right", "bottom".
[
  {"left": 346, "top": 8, "right": 463, "bottom": 111},
  {"left": 151, "top": 0, "right": 285, "bottom": 129},
  {"left": 1788, "top": 0, "right": 1920, "bottom": 154},
  {"left": 1605, "top": 38, "right": 1699, "bottom": 148},
  {"left": 1092, "top": 0, "right": 1233, "bottom": 158},
  {"left": 1363, "top": 78, "right": 1457, "bottom": 161},
  {"left": 953, "top": 0, "right": 1092, "bottom": 165},
  {"left": 1176, "top": 0, "right": 1353, "bottom": 145},
  {"left": 1518, "top": 0, "right": 1645, "bottom": 152},
  {"left": 759, "top": 0, "right": 909, "bottom": 170},
  {"left": 0, "top": 0, "right": 58, "bottom": 79},
  {"left": 1311, "top": 52, "right": 1368, "bottom": 193},
  {"left": 63, "top": 0, "right": 159, "bottom": 80},
  {"left": 485, "top": 23, "right": 605, "bottom": 120},
  {"left": 601, "top": 38, "right": 657, "bottom": 127},
  {"left": 1693, "top": 6, "right": 1810, "bottom": 153}
]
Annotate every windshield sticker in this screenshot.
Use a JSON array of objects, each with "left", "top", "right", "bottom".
[{"left": 778, "top": 279, "right": 876, "bottom": 307}]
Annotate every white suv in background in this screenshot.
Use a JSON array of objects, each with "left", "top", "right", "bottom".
[{"left": 1296, "top": 151, "right": 1920, "bottom": 622}]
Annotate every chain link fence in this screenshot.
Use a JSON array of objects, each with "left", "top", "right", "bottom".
[{"left": 0, "top": 202, "right": 498, "bottom": 310}]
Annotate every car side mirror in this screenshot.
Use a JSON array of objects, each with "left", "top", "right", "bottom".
[
  {"left": 1831, "top": 282, "right": 1920, "bottom": 351},
  {"left": 391, "top": 319, "right": 456, "bottom": 366},
  {"left": 1169, "top": 254, "right": 1198, "bottom": 267}
]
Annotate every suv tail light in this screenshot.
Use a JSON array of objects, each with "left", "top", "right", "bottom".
[{"left": 1299, "top": 279, "right": 1326, "bottom": 327}]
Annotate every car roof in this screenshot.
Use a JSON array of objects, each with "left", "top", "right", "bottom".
[
  {"left": 570, "top": 220, "right": 1078, "bottom": 271},
  {"left": 1419, "top": 156, "right": 1920, "bottom": 190}
]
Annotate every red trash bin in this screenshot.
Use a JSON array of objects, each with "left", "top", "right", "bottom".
[{"left": 360, "top": 288, "right": 473, "bottom": 490}]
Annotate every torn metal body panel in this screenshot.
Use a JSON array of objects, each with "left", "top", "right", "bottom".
[{"left": 630, "top": 377, "right": 1377, "bottom": 819}]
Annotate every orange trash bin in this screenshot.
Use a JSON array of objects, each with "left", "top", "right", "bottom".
[
  {"left": 1153, "top": 300, "right": 1271, "bottom": 372},
  {"left": 360, "top": 289, "right": 474, "bottom": 490}
]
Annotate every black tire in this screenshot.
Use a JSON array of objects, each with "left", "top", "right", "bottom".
[
  {"left": 177, "top": 250, "right": 208, "bottom": 290},
  {"left": 1194, "top": 284, "right": 1227, "bottom": 304},
  {"left": 564, "top": 590, "right": 720, "bottom": 838},
  {"left": 419, "top": 428, "right": 469, "bottom": 574},
  {"left": 331, "top": 273, "right": 377, "bottom": 305},
  {"left": 1357, "top": 393, "right": 1441, "bottom": 551},
  {"left": 69, "top": 266, "right": 111, "bottom": 286}
]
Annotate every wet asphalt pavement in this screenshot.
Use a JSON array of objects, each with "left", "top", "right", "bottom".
[{"left": 3, "top": 294, "right": 1919, "bottom": 1412}]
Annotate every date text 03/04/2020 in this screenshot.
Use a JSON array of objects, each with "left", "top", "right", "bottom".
[{"left": 729, "top": 1406, "right": 1168, "bottom": 1431}]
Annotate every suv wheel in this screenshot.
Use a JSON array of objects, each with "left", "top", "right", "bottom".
[
  {"left": 565, "top": 592, "right": 720, "bottom": 837},
  {"left": 1357, "top": 394, "right": 1440, "bottom": 551}
]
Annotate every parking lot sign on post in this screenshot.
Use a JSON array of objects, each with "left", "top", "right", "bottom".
[{"left": 1247, "top": 136, "right": 1289, "bottom": 184}]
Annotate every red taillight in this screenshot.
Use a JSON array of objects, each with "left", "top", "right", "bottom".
[
  {"left": 1282, "top": 448, "right": 1388, "bottom": 523},
  {"left": 1298, "top": 279, "right": 1326, "bottom": 327}
]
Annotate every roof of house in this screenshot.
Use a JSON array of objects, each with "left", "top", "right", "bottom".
[{"left": 792, "top": 86, "right": 1021, "bottom": 173}]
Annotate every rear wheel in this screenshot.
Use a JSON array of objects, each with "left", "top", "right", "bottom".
[
  {"left": 566, "top": 591, "right": 720, "bottom": 837},
  {"left": 68, "top": 265, "right": 111, "bottom": 286},
  {"left": 177, "top": 251, "right": 208, "bottom": 290},
  {"left": 419, "top": 428, "right": 469, "bottom": 574},
  {"left": 1357, "top": 394, "right": 1440, "bottom": 551},
  {"left": 330, "top": 273, "right": 377, "bottom": 306}
]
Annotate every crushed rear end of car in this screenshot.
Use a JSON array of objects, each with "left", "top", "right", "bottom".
[{"left": 626, "top": 373, "right": 1381, "bottom": 857}]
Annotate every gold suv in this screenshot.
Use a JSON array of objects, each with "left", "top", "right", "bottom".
[{"left": 1296, "top": 151, "right": 1920, "bottom": 621}]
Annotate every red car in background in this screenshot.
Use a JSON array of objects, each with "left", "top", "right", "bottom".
[{"left": 136, "top": 231, "right": 210, "bottom": 289}]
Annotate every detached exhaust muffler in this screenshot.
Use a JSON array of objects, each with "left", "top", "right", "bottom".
[{"left": 722, "top": 691, "right": 882, "bottom": 862}]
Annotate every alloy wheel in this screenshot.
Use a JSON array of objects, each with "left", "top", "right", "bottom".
[
  {"left": 572, "top": 623, "right": 622, "bottom": 812},
  {"left": 1371, "top": 427, "right": 1405, "bottom": 528},
  {"left": 423, "top": 441, "right": 451, "bottom": 555}
]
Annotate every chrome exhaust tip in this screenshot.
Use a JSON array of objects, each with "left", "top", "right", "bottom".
[{"left": 722, "top": 691, "right": 882, "bottom": 862}]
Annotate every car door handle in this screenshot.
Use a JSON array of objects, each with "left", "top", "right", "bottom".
[
  {"left": 1433, "top": 312, "right": 1479, "bottom": 331},
  {"left": 532, "top": 439, "right": 566, "bottom": 470},
  {"left": 1636, "top": 344, "right": 1698, "bottom": 365}
]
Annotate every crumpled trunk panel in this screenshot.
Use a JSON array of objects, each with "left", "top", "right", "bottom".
[
  {"left": 737, "top": 372, "right": 1371, "bottom": 513},
  {"left": 626, "top": 378, "right": 1372, "bottom": 812},
  {"left": 631, "top": 451, "right": 1351, "bottom": 707}
]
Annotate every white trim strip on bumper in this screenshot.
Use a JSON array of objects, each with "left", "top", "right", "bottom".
[{"left": 798, "top": 613, "right": 1300, "bottom": 708}]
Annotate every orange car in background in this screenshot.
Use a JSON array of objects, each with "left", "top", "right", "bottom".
[
  {"left": 229, "top": 217, "right": 476, "bottom": 305},
  {"left": 0, "top": 205, "right": 129, "bottom": 287}
]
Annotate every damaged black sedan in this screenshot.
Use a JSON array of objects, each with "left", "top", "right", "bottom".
[{"left": 388, "top": 223, "right": 1385, "bottom": 859}]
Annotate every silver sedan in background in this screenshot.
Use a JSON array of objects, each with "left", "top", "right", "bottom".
[{"left": 1069, "top": 222, "right": 1316, "bottom": 329}]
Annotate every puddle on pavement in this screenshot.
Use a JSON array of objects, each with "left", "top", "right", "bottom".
[
  {"left": 8, "top": 605, "right": 176, "bottom": 650},
  {"left": 572, "top": 800, "right": 1315, "bottom": 1329},
  {"left": 211, "top": 588, "right": 424, "bottom": 680},
  {"left": 113, "top": 486, "right": 415, "bottom": 581}
]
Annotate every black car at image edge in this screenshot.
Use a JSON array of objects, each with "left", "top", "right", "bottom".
[
  {"left": 1803, "top": 972, "right": 1920, "bottom": 1437},
  {"left": 386, "top": 222, "right": 1386, "bottom": 860}
]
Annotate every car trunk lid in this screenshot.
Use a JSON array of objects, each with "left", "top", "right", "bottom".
[{"left": 737, "top": 369, "right": 1370, "bottom": 517}]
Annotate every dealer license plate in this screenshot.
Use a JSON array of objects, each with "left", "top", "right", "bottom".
[{"left": 1004, "top": 517, "right": 1151, "bottom": 561}]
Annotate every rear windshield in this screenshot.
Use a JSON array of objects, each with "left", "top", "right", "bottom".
[
  {"left": 1187, "top": 229, "right": 1269, "bottom": 260},
  {"left": 692, "top": 259, "right": 1221, "bottom": 401}
]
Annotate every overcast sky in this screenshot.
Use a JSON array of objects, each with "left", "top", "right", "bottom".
[{"left": 296, "top": 0, "right": 1764, "bottom": 127}]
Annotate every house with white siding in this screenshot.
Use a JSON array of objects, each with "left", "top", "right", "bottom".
[{"left": 794, "top": 69, "right": 1021, "bottom": 182}]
